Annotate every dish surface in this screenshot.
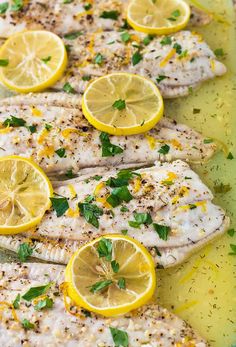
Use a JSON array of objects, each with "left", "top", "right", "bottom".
[{"left": 0, "top": 1, "right": 235, "bottom": 346}]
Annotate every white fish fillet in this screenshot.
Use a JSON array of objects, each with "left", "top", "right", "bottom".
[
  {"left": 0, "top": 161, "right": 229, "bottom": 267},
  {"left": 0, "top": 93, "right": 216, "bottom": 175},
  {"left": 0, "top": 262, "right": 208, "bottom": 347},
  {"left": 59, "top": 30, "right": 226, "bottom": 98},
  {"left": 0, "top": 0, "right": 212, "bottom": 38}
]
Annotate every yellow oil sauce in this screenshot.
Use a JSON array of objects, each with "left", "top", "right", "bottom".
[{"left": 157, "top": 1, "right": 236, "bottom": 346}]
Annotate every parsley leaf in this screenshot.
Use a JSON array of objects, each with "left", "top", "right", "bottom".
[
  {"left": 121, "top": 229, "right": 128, "bottom": 235},
  {"left": 22, "top": 319, "right": 35, "bottom": 330},
  {"left": 168, "top": 9, "right": 181, "bottom": 21},
  {"left": 90, "top": 279, "right": 113, "bottom": 293},
  {"left": 22, "top": 283, "right": 52, "bottom": 301},
  {"left": 158, "top": 144, "right": 170, "bottom": 155},
  {"left": 27, "top": 125, "right": 37, "bottom": 133},
  {"left": 173, "top": 42, "right": 182, "bottom": 54},
  {"left": 214, "top": 183, "right": 232, "bottom": 194},
  {"left": 63, "top": 82, "right": 75, "bottom": 94},
  {"left": 117, "top": 277, "right": 126, "bottom": 289},
  {"left": 112, "top": 99, "right": 126, "bottom": 110},
  {"left": 132, "top": 51, "right": 143, "bottom": 66},
  {"left": 100, "top": 10, "right": 120, "bottom": 20},
  {"left": 143, "top": 34, "right": 155, "bottom": 46},
  {"left": 229, "top": 244, "right": 236, "bottom": 256},
  {"left": 97, "top": 238, "right": 112, "bottom": 261},
  {"left": 50, "top": 197, "right": 69, "bottom": 217},
  {"left": 78, "top": 202, "right": 103, "bottom": 228},
  {"left": 0, "top": 2, "right": 8, "bottom": 14},
  {"left": 34, "top": 297, "right": 53, "bottom": 311},
  {"left": 156, "top": 75, "right": 167, "bottom": 83},
  {"left": 128, "top": 212, "right": 153, "bottom": 229},
  {"left": 3, "top": 116, "right": 26, "bottom": 127},
  {"left": 12, "top": 294, "right": 20, "bottom": 309},
  {"left": 121, "top": 32, "right": 131, "bottom": 43},
  {"left": 63, "top": 0, "right": 74, "bottom": 3},
  {"left": 84, "top": 3, "right": 92, "bottom": 10},
  {"left": 110, "top": 327, "right": 129, "bottom": 347},
  {"left": 214, "top": 48, "right": 224, "bottom": 57},
  {"left": 107, "top": 186, "right": 133, "bottom": 208},
  {"left": 0, "top": 59, "right": 9, "bottom": 66},
  {"left": 227, "top": 229, "right": 235, "bottom": 237},
  {"left": 11, "top": 0, "right": 23, "bottom": 11},
  {"left": 65, "top": 168, "right": 75, "bottom": 179},
  {"left": 64, "top": 31, "right": 82, "bottom": 40},
  {"left": 55, "top": 148, "right": 66, "bottom": 158},
  {"left": 203, "top": 138, "right": 213, "bottom": 144},
  {"left": 153, "top": 224, "right": 171, "bottom": 240},
  {"left": 94, "top": 53, "right": 104, "bottom": 65},
  {"left": 17, "top": 243, "right": 33, "bottom": 262},
  {"left": 111, "top": 260, "right": 119, "bottom": 273},
  {"left": 227, "top": 152, "right": 234, "bottom": 160},
  {"left": 82, "top": 75, "right": 91, "bottom": 81},
  {"left": 154, "top": 246, "right": 161, "bottom": 257},
  {"left": 41, "top": 56, "right": 51, "bottom": 64},
  {"left": 160, "top": 36, "right": 172, "bottom": 46},
  {"left": 99, "top": 132, "right": 124, "bottom": 157},
  {"left": 45, "top": 123, "right": 52, "bottom": 131}
]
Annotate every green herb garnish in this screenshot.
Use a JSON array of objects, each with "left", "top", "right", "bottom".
[
  {"left": 50, "top": 197, "right": 69, "bottom": 217},
  {"left": 99, "top": 132, "right": 124, "bottom": 157},
  {"left": 153, "top": 224, "right": 171, "bottom": 241},
  {"left": 173, "top": 43, "right": 182, "bottom": 54},
  {"left": 156, "top": 75, "right": 167, "bottom": 83},
  {"left": 100, "top": 10, "right": 120, "bottom": 20},
  {"left": 128, "top": 212, "right": 153, "bottom": 229},
  {"left": 107, "top": 186, "right": 133, "bottom": 208},
  {"left": 227, "top": 229, "right": 235, "bottom": 237},
  {"left": 17, "top": 243, "right": 33, "bottom": 262},
  {"left": 0, "top": 2, "right": 8, "bottom": 14},
  {"left": 22, "top": 319, "right": 35, "bottom": 330},
  {"left": 97, "top": 238, "right": 112, "bottom": 261},
  {"left": 132, "top": 51, "right": 142, "bottom": 66},
  {"left": 55, "top": 148, "right": 66, "bottom": 158},
  {"left": 64, "top": 31, "right": 82, "bottom": 40},
  {"left": 110, "top": 327, "right": 129, "bottom": 347},
  {"left": 214, "top": 48, "right": 224, "bottom": 57},
  {"left": 158, "top": 144, "right": 170, "bottom": 155},
  {"left": 111, "top": 260, "right": 119, "bottom": 273},
  {"left": 94, "top": 53, "right": 104, "bottom": 65},
  {"left": 63, "top": 82, "right": 76, "bottom": 94},
  {"left": 3, "top": 116, "right": 26, "bottom": 127},
  {"left": 0, "top": 59, "right": 9, "bottom": 66},
  {"left": 227, "top": 152, "right": 234, "bottom": 160},
  {"left": 41, "top": 56, "right": 51, "bottom": 64},
  {"left": 112, "top": 99, "right": 126, "bottom": 110},
  {"left": 229, "top": 244, "right": 236, "bottom": 256},
  {"left": 12, "top": 294, "right": 21, "bottom": 309},
  {"left": 34, "top": 297, "right": 53, "bottom": 311},
  {"left": 22, "top": 283, "right": 52, "bottom": 301},
  {"left": 160, "top": 36, "right": 172, "bottom": 46},
  {"left": 117, "top": 278, "right": 126, "bottom": 289},
  {"left": 11, "top": 0, "right": 23, "bottom": 11},
  {"left": 78, "top": 202, "right": 103, "bottom": 228},
  {"left": 90, "top": 280, "right": 113, "bottom": 293}
]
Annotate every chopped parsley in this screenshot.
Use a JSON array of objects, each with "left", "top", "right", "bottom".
[
  {"left": 156, "top": 75, "right": 167, "bottom": 83},
  {"left": 12, "top": 294, "right": 21, "bottom": 309},
  {"left": 41, "top": 56, "right": 51, "bottom": 64},
  {"left": 0, "top": 2, "right": 9, "bottom": 14},
  {"left": 63, "top": 82, "right": 76, "bottom": 94},
  {"left": 160, "top": 36, "right": 172, "bottom": 46},
  {"left": 117, "top": 278, "right": 126, "bottom": 289},
  {"left": 89, "top": 279, "right": 113, "bottom": 293},
  {"left": 78, "top": 202, "right": 103, "bottom": 228},
  {"left": 121, "top": 229, "right": 128, "bottom": 235},
  {"left": 55, "top": 148, "right": 66, "bottom": 158},
  {"left": 111, "top": 260, "right": 119, "bottom": 273},
  {"left": 106, "top": 169, "right": 140, "bottom": 187},
  {"left": 120, "top": 206, "right": 129, "bottom": 212},
  {"left": 153, "top": 224, "right": 171, "bottom": 241},
  {"left": 84, "top": 3, "right": 92, "bottom": 10},
  {"left": 50, "top": 197, "right": 69, "bottom": 217},
  {"left": 63, "top": 0, "right": 74, "bottom": 3},
  {"left": 173, "top": 43, "right": 182, "bottom": 54},
  {"left": 11, "top": 0, "right": 23, "bottom": 11},
  {"left": 34, "top": 297, "right": 53, "bottom": 311},
  {"left": 132, "top": 51, "right": 143, "bottom": 66},
  {"left": 121, "top": 32, "right": 131, "bottom": 43},
  {"left": 45, "top": 123, "right": 52, "bottom": 131},
  {"left": 22, "top": 319, "right": 35, "bottom": 330},
  {"left": 82, "top": 75, "right": 91, "bottom": 81},
  {"left": 158, "top": 144, "right": 170, "bottom": 155},
  {"left": 229, "top": 244, "right": 236, "bottom": 256},
  {"left": 22, "top": 283, "right": 52, "bottom": 301},
  {"left": 179, "top": 49, "right": 188, "bottom": 59},
  {"left": 81, "top": 309, "right": 91, "bottom": 317},
  {"left": 97, "top": 238, "right": 112, "bottom": 261},
  {"left": 94, "top": 53, "right": 104, "bottom": 65},
  {"left": 154, "top": 246, "right": 161, "bottom": 257},
  {"left": 214, "top": 48, "right": 224, "bottom": 57},
  {"left": 203, "top": 138, "right": 213, "bottom": 144},
  {"left": 99, "top": 132, "right": 124, "bottom": 157},
  {"left": 227, "top": 229, "right": 235, "bottom": 237},
  {"left": 65, "top": 168, "right": 75, "bottom": 179},
  {"left": 107, "top": 186, "right": 133, "bottom": 208},
  {"left": 193, "top": 108, "right": 201, "bottom": 114},
  {"left": 214, "top": 183, "right": 232, "bottom": 194},
  {"left": 112, "top": 99, "right": 126, "bottom": 110},
  {"left": 27, "top": 125, "right": 37, "bottom": 134},
  {"left": 143, "top": 34, "right": 155, "bottom": 46},
  {"left": 168, "top": 9, "right": 181, "bottom": 21},
  {"left": 64, "top": 31, "right": 82, "bottom": 40},
  {"left": 17, "top": 243, "right": 33, "bottom": 262},
  {"left": 227, "top": 152, "right": 234, "bottom": 160},
  {"left": 0, "top": 59, "right": 9, "bottom": 66},
  {"left": 100, "top": 10, "right": 120, "bottom": 20},
  {"left": 3, "top": 115, "right": 26, "bottom": 127},
  {"left": 128, "top": 212, "right": 153, "bottom": 229},
  {"left": 110, "top": 327, "right": 129, "bottom": 347}
]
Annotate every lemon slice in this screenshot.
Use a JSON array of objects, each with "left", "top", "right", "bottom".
[
  {"left": 65, "top": 234, "right": 156, "bottom": 317},
  {"left": 82, "top": 73, "right": 164, "bottom": 136},
  {"left": 127, "top": 0, "right": 191, "bottom": 35},
  {"left": 0, "top": 156, "right": 53, "bottom": 234},
  {"left": 0, "top": 30, "right": 67, "bottom": 93}
]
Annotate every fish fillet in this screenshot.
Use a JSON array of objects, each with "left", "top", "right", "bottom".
[
  {"left": 0, "top": 93, "right": 216, "bottom": 174},
  {"left": 0, "top": 161, "right": 229, "bottom": 267},
  {"left": 0, "top": 0, "right": 212, "bottom": 38},
  {"left": 0, "top": 262, "right": 208, "bottom": 347},
  {"left": 59, "top": 30, "right": 226, "bottom": 98}
]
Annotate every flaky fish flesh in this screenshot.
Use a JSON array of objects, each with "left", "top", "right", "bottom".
[
  {"left": 0, "top": 161, "right": 229, "bottom": 267},
  {"left": 0, "top": 93, "right": 216, "bottom": 174},
  {"left": 0, "top": 0, "right": 212, "bottom": 38},
  {"left": 58, "top": 30, "right": 226, "bottom": 98},
  {"left": 0, "top": 262, "right": 208, "bottom": 347}
]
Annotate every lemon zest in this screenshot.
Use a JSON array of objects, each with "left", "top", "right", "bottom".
[
  {"left": 0, "top": 302, "right": 19, "bottom": 321},
  {"left": 159, "top": 48, "right": 176, "bottom": 68},
  {"left": 145, "top": 134, "right": 157, "bottom": 150},
  {"left": 67, "top": 184, "right": 77, "bottom": 199},
  {"left": 31, "top": 106, "right": 42, "bottom": 117}
]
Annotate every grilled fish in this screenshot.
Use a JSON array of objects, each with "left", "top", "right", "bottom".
[
  {"left": 0, "top": 0, "right": 212, "bottom": 38},
  {"left": 58, "top": 30, "right": 226, "bottom": 98},
  {"left": 0, "top": 262, "right": 208, "bottom": 346},
  {"left": 0, "top": 93, "right": 216, "bottom": 174},
  {"left": 0, "top": 160, "right": 229, "bottom": 267}
]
